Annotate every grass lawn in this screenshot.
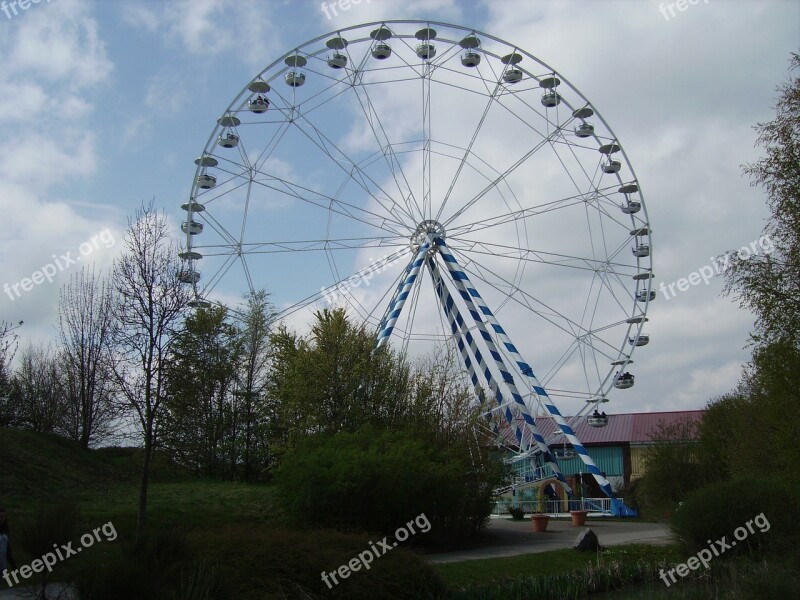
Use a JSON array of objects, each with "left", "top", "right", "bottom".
[{"left": 433, "top": 544, "right": 681, "bottom": 588}]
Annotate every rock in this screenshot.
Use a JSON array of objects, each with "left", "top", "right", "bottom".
[{"left": 573, "top": 527, "right": 600, "bottom": 551}]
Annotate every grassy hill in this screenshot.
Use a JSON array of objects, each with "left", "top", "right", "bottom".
[{"left": 0, "top": 428, "right": 123, "bottom": 509}]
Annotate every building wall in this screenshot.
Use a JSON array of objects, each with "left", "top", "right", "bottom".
[
  {"left": 554, "top": 445, "right": 625, "bottom": 477},
  {"left": 630, "top": 445, "right": 648, "bottom": 479}
]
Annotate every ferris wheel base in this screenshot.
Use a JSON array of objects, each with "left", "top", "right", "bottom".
[{"left": 611, "top": 498, "right": 638, "bottom": 517}]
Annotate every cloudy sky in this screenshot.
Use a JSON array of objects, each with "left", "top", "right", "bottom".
[{"left": 0, "top": 0, "right": 797, "bottom": 419}]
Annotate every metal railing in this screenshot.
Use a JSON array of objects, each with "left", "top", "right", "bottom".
[{"left": 492, "top": 497, "right": 620, "bottom": 516}]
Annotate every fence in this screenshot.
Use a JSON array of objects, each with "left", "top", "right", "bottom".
[{"left": 492, "top": 497, "right": 619, "bottom": 516}]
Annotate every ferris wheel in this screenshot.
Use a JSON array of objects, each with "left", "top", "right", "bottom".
[{"left": 180, "top": 20, "right": 653, "bottom": 511}]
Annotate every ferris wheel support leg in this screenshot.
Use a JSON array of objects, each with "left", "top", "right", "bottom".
[
  {"left": 429, "top": 260, "right": 574, "bottom": 497},
  {"left": 427, "top": 262, "right": 528, "bottom": 451},
  {"left": 436, "top": 243, "right": 628, "bottom": 504},
  {"left": 375, "top": 241, "right": 431, "bottom": 349}
]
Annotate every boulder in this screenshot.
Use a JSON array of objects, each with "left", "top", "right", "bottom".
[{"left": 573, "top": 527, "right": 600, "bottom": 551}]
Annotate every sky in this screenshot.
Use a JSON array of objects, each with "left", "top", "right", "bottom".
[{"left": 0, "top": 0, "right": 797, "bottom": 420}]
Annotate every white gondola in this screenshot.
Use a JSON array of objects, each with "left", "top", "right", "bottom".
[
  {"left": 182, "top": 220, "right": 203, "bottom": 235},
  {"left": 575, "top": 123, "right": 594, "bottom": 138},
  {"left": 218, "top": 132, "right": 239, "bottom": 148},
  {"left": 588, "top": 411, "right": 609, "bottom": 427},
  {"left": 180, "top": 201, "right": 205, "bottom": 212},
  {"left": 328, "top": 52, "right": 347, "bottom": 69},
  {"left": 416, "top": 43, "right": 436, "bottom": 60},
  {"left": 178, "top": 270, "right": 200, "bottom": 284},
  {"left": 614, "top": 372, "right": 635, "bottom": 389},
  {"left": 629, "top": 334, "right": 650, "bottom": 346},
  {"left": 196, "top": 174, "right": 216, "bottom": 189},
  {"left": 599, "top": 143, "right": 621, "bottom": 155},
  {"left": 503, "top": 68, "right": 522, "bottom": 83},
  {"left": 285, "top": 71, "right": 306, "bottom": 87},
  {"left": 248, "top": 79, "right": 270, "bottom": 94},
  {"left": 188, "top": 298, "right": 211, "bottom": 309},
  {"left": 636, "top": 290, "right": 656, "bottom": 302},
  {"left": 327, "top": 52, "right": 348, "bottom": 69},
  {"left": 248, "top": 95, "right": 269, "bottom": 113},
  {"left": 461, "top": 50, "right": 481, "bottom": 67},
  {"left": 632, "top": 243, "right": 650, "bottom": 258},
  {"left": 372, "top": 42, "right": 392, "bottom": 59},
  {"left": 541, "top": 92, "right": 561, "bottom": 107},
  {"left": 602, "top": 159, "right": 621, "bottom": 173},
  {"left": 621, "top": 200, "right": 641, "bottom": 214}
]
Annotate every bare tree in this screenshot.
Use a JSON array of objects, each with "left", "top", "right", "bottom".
[
  {"left": 11, "top": 343, "right": 64, "bottom": 433},
  {"left": 0, "top": 320, "right": 22, "bottom": 427},
  {"left": 111, "top": 204, "right": 190, "bottom": 542},
  {"left": 235, "top": 290, "right": 274, "bottom": 481},
  {"left": 58, "top": 265, "right": 117, "bottom": 448}
]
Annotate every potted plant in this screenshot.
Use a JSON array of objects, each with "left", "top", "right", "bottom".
[
  {"left": 531, "top": 486, "right": 550, "bottom": 532},
  {"left": 570, "top": 477, "right": 588, "bottom": 526}
]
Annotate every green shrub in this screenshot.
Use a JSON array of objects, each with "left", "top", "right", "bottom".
[
  {"left": 73, "top": 527, "right": 229, "bottom": 600},
  {"left": 670, "top": 477, "right": 800, "bottom": 556},
  {"left": 189, "top": 523, "right": 447, "bottom": 600},
  {"left": 275, "top": 425, "right": 499, "bottom": 548},
  {"left": 507, "top": 506, "right": 525, "bottom": 520}
]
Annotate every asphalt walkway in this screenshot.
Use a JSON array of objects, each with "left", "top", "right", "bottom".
[{"left": 426, "top": 516, "right": 672, "bottom": 563}]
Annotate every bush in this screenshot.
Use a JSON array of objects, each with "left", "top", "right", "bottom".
[
  {"left": 73, "top": 527, "right": 229, "bottom": 600},
  {"left": 670, "top": 477, "right": 800, "bottom": 557},
  {"left": 190, "top": 524, "right": 446, "bottom": 600},
  {"left": 275, "top": 425, "right": 500, "bottom": 548},
  {"left": 507, "top": 506, "right": 526, "bottom": 520}
]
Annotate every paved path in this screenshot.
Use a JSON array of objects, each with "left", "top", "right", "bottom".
[
  {"left": 426, "top": 517, "right": 672, "bottom": 563},
  {"left": 0, "top": 582, "right": 75, "bottom": 599}
]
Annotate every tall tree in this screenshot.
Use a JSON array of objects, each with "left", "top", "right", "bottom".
[
  {"left": 10, "top": 343, "right": 64, "bottom": 433},
  {"left": 723, "top": 53, "right": 800, "bottom": 347},
  {"left": 0, "top": 321, "right": 22, "bottom": 427},
  {"left": 234, "top": 290, "right": 275, "bottom": 481},
  {"left": 700, "top": 54, "right": 800, "bottom": 482},
  {"left": 111, "top": 204, "right": 190, "bottom": 542},
  {"left": 58, "top": 265, "right": 117, "bottom": 448},
  {"left": 268, "top": 308, "right": 411, "bottom": 443},
  {"left": 163, "top": 305, "right": 239, "bottom": 478}
]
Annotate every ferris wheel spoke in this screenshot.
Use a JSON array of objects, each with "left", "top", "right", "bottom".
[
  {"left": 287, "top": 116, "right": 417, "bottom": 225},
  {"left": 443, "top": 129, "right": 566, "bottom": 228},
  {"left": 434, "top": 75, "right": 503, "bottom": 223},
  {"left": 348, "top": 77, "right": 423, "bottom": 222},
  {"left": 451, "top": 239, "right": 638, "bottom": 276},
  {"left": 422, "top": 62, "right": 433, "bottom": 219},
  {"left": 450, "top": 246, "right": 623, "bottom": 357},
  {"left": 246, "top": 172, "right": 406, "bottom": 236}
]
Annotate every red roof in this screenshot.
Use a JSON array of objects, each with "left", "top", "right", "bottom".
[{"left": 500, "top": 410, "right": 704, "bottom": 446}]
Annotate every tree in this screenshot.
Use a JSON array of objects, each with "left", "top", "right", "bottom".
[
  {"left": 700, "top": 54, "right": 800, "bottom": 483},
  {"left": 635, "top": 418, "right": 706, "bottom": 517},
  {"left": 0, "top": 320, "right": 22, "bottom": 427},
  {"left": 723, "top": 53, "right": 800, "bottom": 347},
  {"left": 234, "top": 290, "right": 275, "bottom": 481},
  {"left": 58, "top": 265, "right": 117, "bottom": 448},
  {"left": 10, "top": 343, "right": 64, "bottom": 433},
  {"left": 163, "top": 305, "right": 240, "bottom": 478},
  {"left": 268, "top": 308, "right": 412, "bottom": 444},
  {"left": 111, "top": 203, "right": 191, "bottom": 541}
]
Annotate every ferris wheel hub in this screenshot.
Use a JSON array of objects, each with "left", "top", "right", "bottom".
[{"left": 409, "top": 220, "right": 446, "bottom": 254}]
